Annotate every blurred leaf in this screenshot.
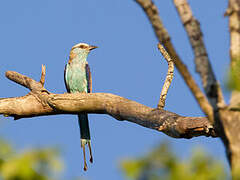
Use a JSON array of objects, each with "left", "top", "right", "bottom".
[
  {"left": 121, "top": 159, "right": 145, "bottom": 179},
  {"left": 121, "top": 143, "right": 227, "bottom": 180},
  {"left": 0, "top": 139, "right": 63, "bottom": 180},
  {"left": 0, "top": 139, "right": 13, "bottom": 157}
]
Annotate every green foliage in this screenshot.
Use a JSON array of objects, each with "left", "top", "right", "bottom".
[
  {"left": 121, "top": 143, "right": 227, "bottom": 180},
  {"left": 226, "top": 58, "right": 240, "bottom": 91},
  {"left": 0, "top": 139, "right": 63, "bottom": 180}
]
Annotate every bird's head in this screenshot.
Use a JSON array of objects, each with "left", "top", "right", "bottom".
[{"left": 71, "top": 43, "right": 98, "bottom": 54}]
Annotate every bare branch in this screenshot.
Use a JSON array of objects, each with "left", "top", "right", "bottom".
[
  {"left": 173, "top": 0, "right": 226, "bottom": 111},
  {"left": 0, "top": 70, "right": 217, "bottom": 139},
  {"left": 0, "top": 93, "right": 217, "bottom": 139},
  {"left": 157, "top": 43, "right": 174, "bottom": 109},
  {"left": 225, "top": 0, "right": 240, "bottom": 66},
  {"left": 225, "top": 0, "right": 240, "bottom": 112},
  {"left": 135, "top": 0, "right": 214, "bottom": 122}
]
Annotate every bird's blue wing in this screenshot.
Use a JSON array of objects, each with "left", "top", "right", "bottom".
[
  {"left": 85, "top": 63, "right": 92, "bottom": 93},
  {"left": 64, "top": 64, "right": 70, "bottom": 93}
]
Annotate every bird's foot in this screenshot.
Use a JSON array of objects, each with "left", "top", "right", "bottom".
[
  {"left": 81, "top": 139, "right": 93, "bottom": 171},
  {"left": 87, "top": 140, "right": 93, "bottom": 163}
]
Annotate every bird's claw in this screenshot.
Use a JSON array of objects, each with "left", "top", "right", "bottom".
[
  {"left": 87, "top": 141, "right": 93, "bottom": 163},
  {"left": 81, "top": 139, "right": 93, "bottom": 171}
]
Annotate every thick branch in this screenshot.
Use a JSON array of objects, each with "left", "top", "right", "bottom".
[
  {"left": 135, "top": 0, "right": 214, "bottom": 122},
  {"left": 224, "top": 0, "right": 240, "bottom": 175},
  {"left": 219, "top": 109, "right": 240, "bottom": 177},
  {"left": 50, "top": 93, "right": 217, "bottom": 138},
  {"left": 157, "top": 43, "right": 174, "bottom": 109},
  {"left": 225, "top": 0, "right": 240, "bottom": 111},
  {"left": 0, "top": 71, "right": 217, "bottom": 139},
  {"left": 0, "top": 93, "right": 216, "bottom": 139}
]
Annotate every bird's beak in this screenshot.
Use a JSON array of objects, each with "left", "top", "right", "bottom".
[{"left": 89, "top": 45, "right": 98, "bottom": 51}]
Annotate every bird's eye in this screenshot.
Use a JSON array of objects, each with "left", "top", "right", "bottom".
[{"left": 79, "top": 45, "right": 84, "bottom": 49}]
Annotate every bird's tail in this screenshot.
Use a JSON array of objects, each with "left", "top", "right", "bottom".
[{"left": 78, "top": 114, "right": 93, "bottom": 171}]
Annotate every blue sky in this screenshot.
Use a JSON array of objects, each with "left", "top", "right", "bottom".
[{"left": 0, "top": 0, "right": 230, "bottom": 179}]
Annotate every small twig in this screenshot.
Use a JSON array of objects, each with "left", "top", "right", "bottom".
[
  {"left": 157, "top": 43, "right": 174, "bottom": 109},
  {"left": 40, "top": 65, "right": 46, "bottom": 86}
]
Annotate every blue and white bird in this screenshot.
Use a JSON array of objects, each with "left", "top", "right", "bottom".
[{"left": 64, "top": 42, "right": 97, "bottom": 171}]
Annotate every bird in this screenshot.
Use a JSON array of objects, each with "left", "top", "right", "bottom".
[{"left": 64, "top": 42, "right": 97, "bottom": 171}]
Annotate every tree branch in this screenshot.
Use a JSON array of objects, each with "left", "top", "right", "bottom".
[
  {"left": 5, "top": 71, "right": 47, "bottom": 93},
  {"left": 135, "top": 0, "right": 214, "bottom": 122},
  {"left": 173, "top": 0, "right": 226, "bottom": 111},
  {"left": 225, "top": 0, "right": 240, "bottom": 111},
  {"left": 157, "top": 43, "right": 174, "bottom": 109},
  {"left": 0, "top": 70, "right": 217, "bottom": 139},
  {"left": 225, "top": 0, "right": 240, "bottom": 66}
]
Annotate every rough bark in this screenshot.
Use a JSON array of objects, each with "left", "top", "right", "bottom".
[
  {"left": 157, "top": 43, "right": 174, "bottom": 109},
  {"left": 0, "top": 71, "right": 216, "bottom": 139}
]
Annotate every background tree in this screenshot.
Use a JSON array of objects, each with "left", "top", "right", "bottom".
[
  {"left": 121, "top": 142, "right": 227, "bottom": 180},
  {"left": 0, "top": 138, "right": 62, "bottom": 180}
]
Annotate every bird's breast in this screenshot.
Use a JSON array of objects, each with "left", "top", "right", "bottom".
[{"left": 65, "top": 62, "right": 88, "bottom": 93}]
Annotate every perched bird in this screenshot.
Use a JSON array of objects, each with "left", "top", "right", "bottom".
[{"left": 64, "top": 42, "right": 97, "bottom": 171}]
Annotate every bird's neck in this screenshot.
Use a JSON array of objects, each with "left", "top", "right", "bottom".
[
  {"left": 71, "top": 50, "right": 89, "bottom": 64},
  {"left": 75, "top": 53, "right": 88, "bottom": 63}
]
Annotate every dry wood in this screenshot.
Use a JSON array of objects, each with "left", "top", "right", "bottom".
[
  {"left": 0, "top": 70, "right": 217, "bottom": 139},
  {"left": 157, "top": 43, "right": 174, "bottom": 109}
]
